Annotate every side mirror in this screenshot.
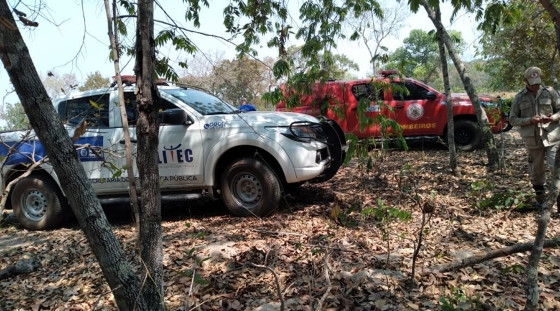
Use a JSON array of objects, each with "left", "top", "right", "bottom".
[
  {"left": 425, "top": 92, "right": 437, "bottom": 100},
  {"left": 159, "top": 108, "right": 192, "bottom": 126}
]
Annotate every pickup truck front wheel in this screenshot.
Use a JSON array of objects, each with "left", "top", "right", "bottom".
[
  {"left": 11, "top": 174, "right": 66, "bottom": 230},
  {"left": 220, "top": 157, "right": 281, "bottom": 217}
]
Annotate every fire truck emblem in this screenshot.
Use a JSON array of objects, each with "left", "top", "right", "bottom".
[{"left": 406, "top": 103, "right": 424, "bottom": 121}]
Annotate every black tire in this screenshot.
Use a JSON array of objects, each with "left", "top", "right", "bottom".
[
  {"left": 454, "top": 119, "right": 482, "bottom": 152},
  {"left": 220, "top": 157, "right": 281, "bottom": 217},
  {"left": 11, "top": 174, "right": 66, "bottom": 230}
]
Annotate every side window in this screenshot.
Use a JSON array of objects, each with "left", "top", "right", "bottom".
[
  {"left": 124, "top": 93, "right": 137, "bottom": 125},
  {"left": 58, "top": 94, "right": 110, "bottom": 127},
  {"left": 351, "top": 83, "right": 383, "bottom": 102},
  {"left": 123, "top": 92, "right": 178, "bottom": 125},
  {"left": 392, "top": 82, "right": 430, "bottom": 101}
]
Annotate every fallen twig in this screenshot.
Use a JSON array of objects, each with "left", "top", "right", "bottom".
[{"left": 427, "top": 237, "right": 560, "bottom": 273}]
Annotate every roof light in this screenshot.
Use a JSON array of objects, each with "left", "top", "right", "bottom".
[{"left": 111, "top": 75, "right": 168, "bottom": 86}]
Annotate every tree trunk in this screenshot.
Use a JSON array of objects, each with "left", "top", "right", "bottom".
[
  {"left": 104, "top": 0, "right": 142, "bottom": 251},
  {"left": 134, "top": 0, "right": 164, "bottom": 309},
  {"left": 430, "top": 5, "right": 458, "bottom": 175},
  {"left": 539, "top": 0, "right": 560, "bottom": 90},
  {"left": 0, "top": 2, "right": 146, "bottom": 310},
  {"left": 524, "top": 150, "right": 560, "bottom": 310},
  {"left": 421, "top": 0, "right": 500, "bottom": 171}
]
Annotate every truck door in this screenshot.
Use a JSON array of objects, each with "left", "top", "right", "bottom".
[
  {"left": 57, "top": 92, "right": 114, "bottom": 192},
  {"left": 388, "top": 81, "right": 440, "bottom": 136},
  {"left": 345, "top": 82, "right": 389, "bottom": 139},
  {"left": 109, "top": 92, "right": 204, "bottom": 192}
]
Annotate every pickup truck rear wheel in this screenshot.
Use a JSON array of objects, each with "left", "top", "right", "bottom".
[
  {"left": 454, "top": 119, "right": 482, "bottom": 151},
  {"left": 11, "top": 174, "right": 66, "bottom": 230},
  {"left": 220, "top": 157, "right": 281, "bottom": 217}
]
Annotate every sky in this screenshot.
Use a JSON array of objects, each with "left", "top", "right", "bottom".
[{"left": 0, "top": 0, "right": 480, "bottom": 106}]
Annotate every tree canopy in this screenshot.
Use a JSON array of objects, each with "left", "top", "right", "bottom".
[
  {"left": 79, "top": 71, "right": 110, "bottom": 91},
  {"left": 479, "top": 0, "right": 559, "bottom": 90},
  {"left": 0, "top": 102, "right": 28, "bottom": 131},
  {"left": 384, "top": 29, "right": 464, "bottom": 87}
]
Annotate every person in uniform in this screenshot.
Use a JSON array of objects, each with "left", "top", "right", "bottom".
[
  {"left": 238, "top": 97, "right": 257, "bottom": 112},
  {"left": 509, "top": 66, "right": 560, "bottom": 212}
]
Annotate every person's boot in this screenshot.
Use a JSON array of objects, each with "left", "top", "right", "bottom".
[{"left": 556, "top": 194, "right": 560, "bottom": 214}]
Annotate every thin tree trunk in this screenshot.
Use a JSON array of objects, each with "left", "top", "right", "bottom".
[
  {"left": 0, "top": 2, "right": 146, "bottom": 310},
  {"left": 524, "top": 150, "right": 560, "bottom": 310},
  {"left": 134, "top": 0, "right": 164, "bottom": 309},
  {"left": 421, "top": 0, "right": 500, "bottom": 171},
  {"left": 539, "top": 1, "right": 560, "bottom": 89},
  {"left": 430, "top": 5, "right": 458, "bottom": 175},
  {"left": 104, "top": 0, "right": 142, "bottom": 252}
]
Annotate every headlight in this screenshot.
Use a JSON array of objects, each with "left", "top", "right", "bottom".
[{"left": 266, "top": 121, "right": 326, "bottom": 143}]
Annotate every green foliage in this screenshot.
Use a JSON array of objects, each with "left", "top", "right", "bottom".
[
  {"left": 182, "top": 0, "right": 210, "bottom": 28},
  {"left": 0, "top": 102, "right": 29, "bottom": 130},
  {"left": 105, "top": 162, "right": 125, "bottom": 179},
  {"left": 439, "top": 287, "right": 486, "bottom": 311},
  {"left": 467, "top": 180, "right": 532, "bottom": 210},
  {"left": 500, "top": 264, "right": 524, "bottom": 275},
  {"left": 362, "top": 198, "right": 412, "bottom": 223},
  {"left": 478, "top": 0, "right": 557, "bottom": 91},
  {"left": 79, "top": 71, "right": 110, "bottom": 91},
  {"left": 330, "top": 204, "right": 359, "bottom": 228},
  {"left": 329, "top": 197, "right": 411, "bottom": 229},
  {"left": 384, "top": 29, "right": 464, "bottom": 87},
  {"left": 155, "top": 57, "right": 180, "bottom": 82},
  {"left": 183, "top": 247, "right": 211, "bottom": 285},
  {"left": 272, "top": 59, "right": 290, "bottom": 78},
  {"left": 118, "top": 0, "right": 136, "bottom": 15}
]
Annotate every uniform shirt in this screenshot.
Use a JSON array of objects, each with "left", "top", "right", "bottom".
[
  {"left": 509, "top": 85, "right": 560, "bottom": 148},
  {"left": 239, "top": 104, "right": 257, "bottom": 112}
]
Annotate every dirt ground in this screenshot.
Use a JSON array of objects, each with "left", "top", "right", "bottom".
[{"left": 1, "top": 130, "right": 560, "bottom": 311}]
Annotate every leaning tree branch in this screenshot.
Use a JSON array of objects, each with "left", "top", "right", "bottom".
[{"left": 427, "top": 238, "right": 560, "bottom": 273}]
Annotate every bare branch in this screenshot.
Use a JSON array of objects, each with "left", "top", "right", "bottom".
[
  {"left": 247, "top": 263, "right": 285, "bottom": 311},
  {"left": 427, "top": 238, "right": 560, "bottom": 273}
]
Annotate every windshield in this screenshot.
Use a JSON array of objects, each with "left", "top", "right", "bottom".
[{"left": 162, "top": 88, "right": 236, "bottom": 115}]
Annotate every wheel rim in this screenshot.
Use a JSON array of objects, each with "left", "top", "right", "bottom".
[
  {"left": 21, "top": 189, "right": 48, "bottom": 222},
  {"left": 231, "top": 172, "right": 263, "bottom": 209},
  {"left": 455, "top": 128, "right": 472, "bottom": 145}
]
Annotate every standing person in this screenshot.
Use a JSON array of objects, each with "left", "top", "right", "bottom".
[
  {"left": 509, "top": 66, "right": 560, "bottom": 212},
  {"left": 238, "top": 97, "right": 257, "bottom": 112}
]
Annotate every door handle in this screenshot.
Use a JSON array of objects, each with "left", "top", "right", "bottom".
[{"left": 120, "top": 139, "right": 137, "bottom": 144}]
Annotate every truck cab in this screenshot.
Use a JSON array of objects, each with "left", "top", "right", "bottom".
[
  {"left": 0, "top": 78, "right": 346, "bottom": 230},
  {"left": 276, "top": 71, "right": 509, "bottom": 151}
]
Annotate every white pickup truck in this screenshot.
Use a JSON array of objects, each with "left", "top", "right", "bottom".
[{"left": 0, "top": 80, "right": 346, "bottom": 230}]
